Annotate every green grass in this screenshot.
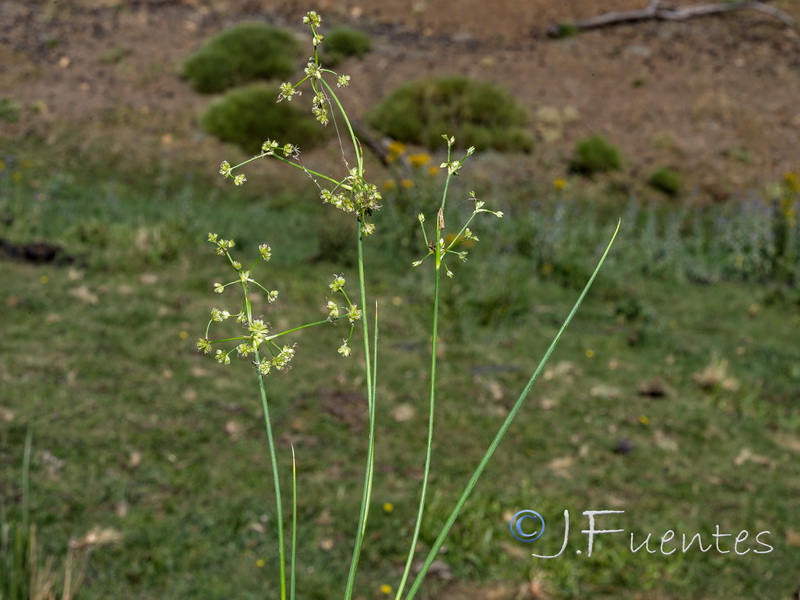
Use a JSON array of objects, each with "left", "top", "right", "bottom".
[{"left": 1, "top": 152, "right": 799, "bottom": 599}]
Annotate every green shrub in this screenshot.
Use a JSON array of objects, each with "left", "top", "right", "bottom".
[
  {"left": 0, "top": 97, "right": 21, "bottom": 123},
  {"left": 321, "top": 26, "right": 372, "bottom": 66},
  {"left": 200, "top": 84, "right": 330, "bottom": 153},
  {"left": 365, "top": 76, "right": 533, "bottom": 152},
  {"left": 181, "top": 23, "right": 298, "bottom": 94},
  {"left": 649, "top": 167, "right": 682, "bottom": 197},
  {"left": 549, "top": 22, "right": 579, "bottom": 38},
  {"left": 569, "top": 134, "right": 624, "bottom": 175}
]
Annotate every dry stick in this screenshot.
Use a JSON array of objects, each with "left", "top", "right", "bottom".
[{"left": 547, "top": 0, "right": 794, "bottom": 36}]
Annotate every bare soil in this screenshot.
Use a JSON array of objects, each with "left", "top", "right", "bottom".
[{"left": 2, "top": 0, "right": 800, "bottom": 198}]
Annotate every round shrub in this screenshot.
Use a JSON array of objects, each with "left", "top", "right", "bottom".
[
  {"left": 200, "top": 84, "right": 330, "bottom": 153},
  {"left": 321, "top": 26, "right": 372, "bottom": 67},
  {"left": 569, "top": 134, "right": 624, "bottom": 175},
  {"left": 366, "top": 76, "right": 533, "bottom": 153},
  {"left": 181, "top": 23, "right": 298, "bottom": 94},
  {"left": 649, "top": 167, "right": 682, "bottom": 197}
]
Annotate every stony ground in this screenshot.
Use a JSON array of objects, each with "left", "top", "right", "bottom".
[{"left": 2, "top": 0, "right": 799, "bottom": 197}]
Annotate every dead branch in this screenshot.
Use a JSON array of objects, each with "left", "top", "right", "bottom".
[{"left": 547, "top": 0, "right": 794, "bottom": 36}]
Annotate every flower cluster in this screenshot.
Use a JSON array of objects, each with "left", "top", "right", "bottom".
[
  {"left": 197, "top": 234, "right": 295, "bottom": 377},
  {"left": 324, "top": 274, "right": 361, "bottom": 359},
  {"left": 413, "top": 141, "right": 503, "bottom": 277},
  {"left": 319, "top": 168, "right": 382, "bottom": 234}
]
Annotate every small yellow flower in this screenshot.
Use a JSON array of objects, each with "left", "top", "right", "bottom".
[
  {"left": 256, "top": 558, "right": 265, "bottom": 568},
  {"left": 408, "top": 153, "right": 430, "bottom": 168},
  {"left": 584, "top": 349, "right": 595, "bottom": 359},
  {"left": 39, "top": 275, "right": 48, "bottom": 284},
  {"left": 784, "top": 207, "right": 796, "bottom": 228},
  {"left": 382, "top": 180, "right": 395, "bottom": 191},
  {"left": 13, "top": 171, "right": 22, "bottom": 183},
  {"left": 444, "top": 233, "right": 475, "bottom": 249},
  {"left": 387, "top": 140, "right": 406, "bottom": 158},
  {"left": 639, "top": 415, "right": 650, "bottom": 426},
  {"left": 0, "top": 160, "right": 5, "bottom": 172},
  {"left": 784, "top": 171, "right": 799, "bottom": 194},
  {"left": 380, "top": 584, "right": 393, "bottom": 595},
  {"left": 553, "top": 177, "right": 567, "bottom": 191},
  {"left": 428, "top": 165, "right": 439, "bottom": 176},
  {"left": 178, "top": 330, "right": 189, "bottom": 340},
  {"left": 541, "top": 262, "right": 554, "bottom": 275},
  {"left": 401, "top": 178, "right": 414, "bottom": 189},
  {"left": 382, "top": 502, "right": 394, "bottom": 513}
]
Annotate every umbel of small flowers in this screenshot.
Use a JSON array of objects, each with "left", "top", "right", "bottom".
[
  {"left": 197, "top": 233, "right": 361, "bottom": 372},
  {"left": 216, "top": 11, "right": 382, "bottom": 236},
  {"left": 413, "top": 138, "right": 503, "bottom": 278}
]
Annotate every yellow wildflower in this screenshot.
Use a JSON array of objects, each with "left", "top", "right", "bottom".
[
  {"left": 387, "top": 140, "right": 406, "bottom": 161},
  {"left": 408, "top": 153, "right": 431, "bottom": 168},
  {"left": 784, "top": 171, "right": 799, "bottom": 194}
]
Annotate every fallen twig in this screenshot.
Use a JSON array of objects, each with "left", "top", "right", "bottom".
[{"left": 547, "top": 0, "right": 794, "bottom": 36}]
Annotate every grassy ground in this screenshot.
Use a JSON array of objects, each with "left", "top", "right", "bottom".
[{"left": 1, "top": 145, "right": 799, "bottom": 600}]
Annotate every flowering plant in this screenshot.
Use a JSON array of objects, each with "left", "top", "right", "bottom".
[{"left": 198, "top": 11, "right": 618, "bottom": 600}]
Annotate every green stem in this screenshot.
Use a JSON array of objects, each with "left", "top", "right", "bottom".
[
  {"left": 395, "top": 156, "right": 456, "bottom": 600},
  {"left": 254, "top": 351, "right": 286, "bottom": 600},
  {"left": 343, "top": 219, "right": 377, "bottom": 600},
  {"left": 241, "top": 278, "right": 286, "bottom": 600},
  {"left": 320, "top": 79, "right": 362, "bottom": 175},
  {"left": 290, "top": 445, "right": 297, "bottom": 600},
  {"left": 403, "top": 221, "right": 620, "bottom": 600}
]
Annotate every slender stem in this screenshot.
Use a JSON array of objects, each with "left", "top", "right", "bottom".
[
  {"left": 320, "top": 79, "right": 362, "bottom": 175},
  {"left": 395, "top": 157, "right": 455, "bottom": 600},
  {"left": 254, "top": 351, "right": 286, "bottom": 600},
  {"left": 343, "top": 219, "right": 377, "bottom": 600},
  {"left": 403, "top": 221, "right": 620, "bottom": 600},
  {"left": 290, "top": 445, "right": 297, "bottom": 600},
  {"left": 22, "top": 426, "right": 33, "bottom": 531},
  {"left": 242, "top": 276, "right": 286, "bottom": 600}
]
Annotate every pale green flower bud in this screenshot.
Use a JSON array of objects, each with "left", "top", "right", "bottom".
[
  {"left": 303, "top": 11, "right": 322, "bottom": 27},
  {"left": 256, "top": 359, "right": 272, "bottom": 376},
  {"left": 211, "top": 307, "right": 230, "bottom": 322},
  {"left": 327, "top": 300, "right": 340, "bottom": 319},
  {"left": 347, "top": 305, "right": 362, "bottom": 323},
  {"left": 215, "top": 349, "right": 231, "bottom": 365},
  {"left": 329, "top": 275, "right": 345, "bottom": 292},
  {"left": 262, "top": 140, "right": 279, "bottom": 155}
]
